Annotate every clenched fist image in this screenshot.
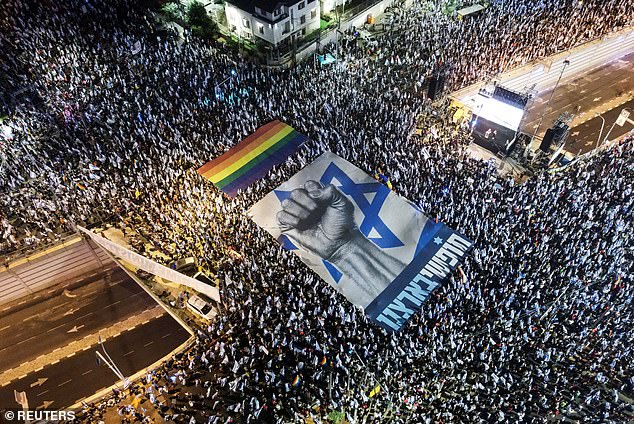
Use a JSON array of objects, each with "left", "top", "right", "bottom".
[
  {"left": 277, "top": 180, "right": 406, "bottom": 308},
  {"left": 276, "top": 180, "right": 356, "bottom": 260}
]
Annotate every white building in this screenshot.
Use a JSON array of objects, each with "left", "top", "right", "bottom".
[
  {"left": 225, "top": 0, "right": 321, "bottom": 46},
  {"left": 320, "top": 0, "right": 351, "bottom": 15}
]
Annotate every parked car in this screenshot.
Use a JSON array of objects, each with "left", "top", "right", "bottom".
[
  {"left": 191, "top": 271, "right": 216, "bottom": 287},
  {"left": 359, "top": 30, "right": 377, "bottom": 47},
  {"left": 186, "top": 293, "right": 218, "bottom": 321},
  {"left": 170, "top": 257, "right": 197, "bottom": 274}
]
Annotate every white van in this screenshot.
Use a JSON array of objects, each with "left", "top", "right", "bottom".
[
  {"left": 359, "top": 30, "right": 377, "bottom": 47},
  {"left": 186, "top": 293, "right": 217, "bottom": 321},
  {"left": 191, "top": 271, "right": 216, "bottom": 287}
]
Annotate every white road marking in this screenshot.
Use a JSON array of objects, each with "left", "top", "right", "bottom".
[
  {"left": 63, "top": 289, "right": 77, "bottom": 298},
  {"left": 63, "top": 308, "right": 79, "bottom": 316},
  {"left": 106, "top": 300, "right": 123, "bottom": 308},
  {"left": 81, "top": 369, "right": 94, "bottom": 376},
  {"left": 57, "top": 379, "right": 72, "bottom": 387},
  {"left": 161, "top": 333, "right": 172, "bottom": 339},
  {"left": 67, "top": 324, "right": 85, "bottom": 333},
  {"left": 44, "top": 312, "right": 95, "bottom": 333},
  {"left": 74, "top": 311, "right": 95, "bottom": 321},
  {"left": 30, "top": 377, "right": 48, "bottom": 387},
  {"left": 123, "top": 350, "right": 135, "bottom": 357},
  {"left": 143, "top": 341, "right": 154, "bottom": 347},
  {"left": 15, "top": 335, "right": 37, "bottom": 345},
  {"left": 38, "top": 400, "right": 54, "bottom": 409},
  {"left": 46, "top": 323, "right": 68, "bottom": 333},
  {"left": 0, "top": 325, "right": 11, "bottom": 332},
  {"left": 37, "top": 390, "right": 49, "bottom": 397}
]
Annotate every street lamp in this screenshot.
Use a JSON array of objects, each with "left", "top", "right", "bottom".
[
  {"left": 531, "top": 59, "right": 570, "bottom": 145},
  {"left": 14, "top": 390, "right": 30, "bottom": 424},
  {"left": 215, "top": 69, "right": 237, "bottom": 90},
  {"left": 595, "top": 113, "right": 605, "bottom": 149},
  {"left": 335, "top": 0, "right": 347, "bottom": 58},
  {"left": 600, "top": 108, "right": 631, "bottom": 146},
  {"left": 96, "top": 336, "right": 130, "bottom": 389}
]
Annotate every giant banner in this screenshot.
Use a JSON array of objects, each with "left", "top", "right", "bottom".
[
  {"left": 78, "top": 226, "right": 220, "bottom": 302},
  {"left": 249, "top": 152, "right": 472, "bottom": 332},
  {"left": 198, "top": 120, "right": 307, "bottom": 197}
]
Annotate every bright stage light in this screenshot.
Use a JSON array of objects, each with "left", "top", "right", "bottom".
[{"left": 474, "top": 95, "right": 524, "bottom": 131}]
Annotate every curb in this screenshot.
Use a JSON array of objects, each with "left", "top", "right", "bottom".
[
  {"left": 67, "top": 335, "right": 195, "bottom": 412},
  {"left": 60, "top": 242, "right": 198, "bottom": 411},
  {"left": 96, "top": 245, "right": 195, "bottom": 338}
]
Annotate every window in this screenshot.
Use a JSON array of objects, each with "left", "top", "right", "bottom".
[
  {"left": 242, "top": 18, "right": 250, "bottom": 28},
  {"left": 308, "top": 0, "right": 315, "bottom": 3},
  {"left": 258, "top": 24, "right": 264, "bottom": 34},
  {"left": 283, "top": 21, "right": 291, "bottom": 33},
  {"left": 302, "top": 27, "right": 306, "bottom": 35},
  {"left": 300, "top": 14, "right": 306, "bottom": 24},
  {"left": 298, "top": 1, "right": 305, "bottom": 9},
  {"left": 274, "top": 7, "right": 281, "bottom": 16},
  {"left": 311, "top": 8, "right": 316, "bottom": 19}
]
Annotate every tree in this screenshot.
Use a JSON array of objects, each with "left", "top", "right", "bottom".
[
  {"left": 187, "top": 0, "right": 218, "bottom": 38},
  {"left": 161, "top": 1, "right": 185, "bottom": 21},
  {"left": 187, "top": 1, "right": 209, "bottom": 26}
]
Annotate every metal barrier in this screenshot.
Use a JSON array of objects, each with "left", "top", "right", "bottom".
[{"left": 1, "top": 231, "right": 78, "bottom": 267}]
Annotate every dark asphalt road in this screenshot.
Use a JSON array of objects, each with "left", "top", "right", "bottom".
[
  {"left": 0, "top": 313, "right": 190, "bottom": 410},
  {"left": 0, "top": 267, "right": 155, "bottom": 371},
  {"left": 521, "top": 51, "right": 634, "bottom": 154},
  {"left": 568, "top": 98, "right": 634, "bottom": 154}
]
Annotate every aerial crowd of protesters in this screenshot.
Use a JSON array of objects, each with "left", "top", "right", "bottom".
[{"left": 0, "top": 0, "right": 632, "bottom": 422}]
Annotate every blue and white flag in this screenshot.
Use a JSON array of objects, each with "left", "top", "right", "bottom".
[{"left": 249, "top": 152, "right": 472, "bottom": 332}]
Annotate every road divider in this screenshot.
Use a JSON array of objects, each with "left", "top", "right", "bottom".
[{"left": 0, "top": 306, "right": 164, "bottom": 387}]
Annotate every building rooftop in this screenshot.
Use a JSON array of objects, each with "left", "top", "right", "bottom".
[{"left": 227, "top": 0, "right": 304, "bottom": 14}]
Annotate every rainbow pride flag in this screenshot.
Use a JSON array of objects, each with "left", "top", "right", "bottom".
[
  {"left": 198, "top": 120, "right": 307, "bottom": 197},
  {"left": 292, "top": 375, "right": 301, "bottom": 387}
]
